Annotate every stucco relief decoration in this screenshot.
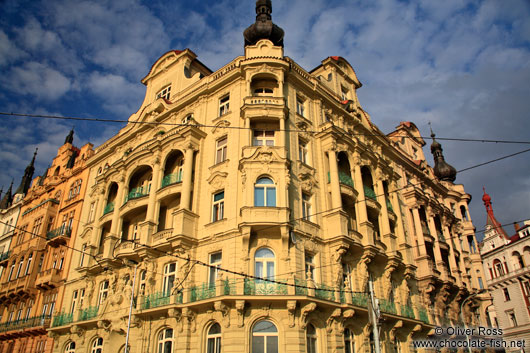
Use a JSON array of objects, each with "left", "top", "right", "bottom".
[
  {"left": 211, "top": 120, "right": 231, "bottom": 135},
  {"left": 207, "top": 172, "right": 228, "bottom": 191},
  {"left": 70, "top": 325, "right": 86, "bottom": 345},
  {"left": 168, "top": 308, "right": 184, "bottom": 332},
  {"left": 214, "top": 300, "right": 230, "bottom": 328},
  {"left": 326, "top": 308, "right": 342, "bottom": 333},
  {"left": 286, "top": 300, "right": 297, "bottom": 328},
  {"left": 358, "top": 251, "right": 374, "bottom": 293},
  {"left": 299, "top": 172, "right": 317, "bottom": 193},
  {"left": 332, "top": 246, "right": 348, "bottom": 286},
  {"left": 300, "top": 302, "right": 317, "bottom": 329},
  {"left": 183, "top": 307, "right": 197, "bottom": 333},
  {"left": 235, "top": 300, "right": 246, "bottom": 327}
]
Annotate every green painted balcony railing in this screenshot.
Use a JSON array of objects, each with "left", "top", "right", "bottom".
[
  {"left": 364, "top": 186, "right": 377, "bottom": 200},
  {"left": 103, "top": 202, "right": 114, "bottom": 215},
  {"left": 327, "top": 172, "right": 355, "bottom": 188},
  {"left": 124, "top": 187, "right": 149, "bottom": 204},
  {"left": 352, "top": 292, "right": 369, "bottom": 307},
  {"left": 46, "top": 225, "right": 72, "bottom": 240},
  {"left": 190, "top": 283, "right": 216, "bottom": 302},
  {"left": 386, "top": 200, "right": 394, "bottom": 212},
  {"left": 52, "top": 312, "right": 73, "bottom": 327},
  {"left": 244, "top": 278, "right": 288, "bottom": 295},
  {"left": 78, "top": 306, "right": 99, "bottom": 321},
  {"left": 223, "top": 279, "right": 236, "bottom": 295},
  {"left": 418, "top": 307, "right": 429, "bottom": 324},
  {"left": 294, "top": 278, "right": 308, "bottom": 295},
  {"left": 315, "top": 284, "right": 334, "bottom": 301},
  {"left": 338, "top": 172, "right": 354, "bottom": 188},
  {"left": 400, "top": 304, "right": 415, "bottom": 319},
  {"left": 379, "top": 299, "right": 397, "bottom": 314},
  {"left": 142, "top": 292, "right": 171, "bottom": 309},
  {"left": 0, "top": 251, "right": 10, "bottom": 262},
  {"left": 0, "top": 315, "right": 51, "bottom": 333},
  {"left": 161, "top": 173, "right": 182, "bottom": 188}
]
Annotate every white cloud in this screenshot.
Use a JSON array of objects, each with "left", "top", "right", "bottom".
[
  {"left": 3, "top": 62, "right": 71, "bottom": 101},
  {"left": 0, "top": 31, "right": 27, "bottom": 66}
]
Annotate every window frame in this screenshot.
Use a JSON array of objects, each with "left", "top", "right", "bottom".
[
  {"left": 157, "top": 86, "right": 171, "bottom": 101},
  {"left": 254, "top": 177, "right": 276, "bottom": 207},
  {"left": 298, "top": 139, "right": 308, "bottom": 164},
  {"left": 254, "top": 248, "right": 275, "bottom": 281},
  {"left": 252, "top": 320, "right": 278, "bottom": 353},
  {"left": 206, "top": 322, "right": 222, "bottom": 353},
  {"left": 209, "top": 252, "right": 222, "bottom": 287},
  {"left": 302, "top": 192, "right": 312, "bottom": 221},
  {"left": 65, "top": 341, "right": 76, "bottom": 353},
  {"left": 215, "top": 136, "right": 228, "bottom": 164},
  {"left": 253, "top": 130, "right": 275, "bottom": 146},
  {"left": 219, "top": 94, "right": 230, "bottom": 116},
  {"left": 91, "top": 337, "right": 103, "bottom": 353},
  {"left": 306, "top": 323, "right": 318, "bottom": 353},
  {"left": 157, "top": 328, "right": 174, "bottom": 353},
  {"left": 163, "top": 263, "right": 177, "bottom": 296},
  {"left": 296, "top": 96, "right": 306, "bottom": 117},
  {"left": 344, "top": 328, "right": 354, "bottom": 353},
  {"left": 98, "top": 280, "right": 109, "bottom": 305},
  {"left": 212, "top": 191, "right": 225, "bottom": 222}
]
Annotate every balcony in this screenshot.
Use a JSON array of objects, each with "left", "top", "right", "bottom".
[
  {"left": 141, "top": 292, "right": 173, "bottom": 310},
  {"left": 161, "top": 173, "right": 182, "bottom": 188},
  {"left": 240, "top": 207, "right": 290, "bottom": 227},
  {"left": 78, "top": 306, "right": 99, "bottom": 321},
  {"left": 35, "top": 268, "right": 62, "bottom": 290},
  {"left": 103, "top": 202, "right": 114, "bottom": 215},
  {"left": 0, "top": 275, "right": 36, "bottom": 301},
  {"left": 244, "top": 278, "right": 288, "bottom": 296},
  {"left": 123, "top": 187, "right": 149, "bottom": 204},
  {"left": 0, "top": 251, "right": 10, "bottom": 267},
  {"left": 364, "top": 185, "right": 377, "bottom": 200},
  {"left": 241, "top": 96, "right": 286, "bottom": 120},
  {"left": 115, "top": 241, "right": 140, "bottom": 262},
  {"left": 46, "top": 225, "right": 71, "bottom": 247},
  {"left": 0, "top": 315, "right": 51, "bottom": 335},
  {"left": 379, "top": 299, "right": 397, "bottom": 314},
  {"left": 52, "top": 312, "right": 73, "bottom": 327},
  {"left": 151, "top": 229, "right": 174, "bottom": 251}
]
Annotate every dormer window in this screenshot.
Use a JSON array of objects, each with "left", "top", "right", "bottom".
[
  {"left": 219, "top": 95, "right": 230, "bottom": 116},
  {"left": 182, "top": 114, "right": 193, "bottom": 124},
  {"left": 157, "top": 85, "right": 171, "bottom": 100},
  {"left": 341, "top": 86, "right": 349, "bottom": 101}
]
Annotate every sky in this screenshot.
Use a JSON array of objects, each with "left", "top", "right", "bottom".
[{"left": 0, "top": 0, "right": 529, "bottom": 238}]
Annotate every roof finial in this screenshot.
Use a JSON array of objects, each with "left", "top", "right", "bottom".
[
  {"left": 429, "top": 124, "right": 457, "bottom": 182},
  {"left": 65, "top": 128, "right": 74, "bottom": 145}
]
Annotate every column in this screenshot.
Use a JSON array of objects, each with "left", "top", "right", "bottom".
[
  {"left": 443, "top": 223, "right": 460, "bottom": 284},
  {"left": 279, "top": 117, "right": 285, "bottom": 148},
  {"left": 245, "top": 118, "right": 252, "bottom": 146},
  {"left": 426, "top": 211, "right": 446, "bottom": 278},
  {"left": 110, "top": 181, "right": 125, "bottom": 236},
  {"left": 328, "top": 149, "right": 342, "bottom": 210},
  {"left": 146, "top": 161, "right": 162, "bottom": 223},
  {"left": 180, "top": 147, "right": 195, "bottom": 211},
  {"left": 352, "top": 157, "right": 370, "bottom": 243},
  {"left": 411, "top": 207, "right": 426, "bottom": 257},
  {"left": 375, "top": 178, "right": 393, "bottom": 250},
  {"left": 390, "top": 185, "right": 411, "bottom": 264}
]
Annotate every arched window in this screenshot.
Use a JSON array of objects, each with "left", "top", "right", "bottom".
[
  {"left": 206, "top": 322, "right": 221, "bottom": 353},
  {"left": 91, "top": 337, "right": 103, "bottom": 353},
  {"left": 138, "top": 270, "right": 146, "bottom": 295},
  {"left": 493, "top": 259, "right": 505, "bottom": 277},
  {"left": 306, "top": 324, "right": 317, "bottom": 353},
  {"left": 344, "top": 328, "right": 354, "bottom": 353},
  {"left": 255, "top": 248, "right": 275, "bottom": 280},
  {"left": 65, "top": 342, "right": 75, "bottom": 353},
  {"left": 157, "top": 328, "right": 173, "bottom": 353},
  {"left": 252, "top": 320, "right": 278, "bottom": 353},
  {"left": 254, "top": 177, "right": 276, "bottom": 207}
]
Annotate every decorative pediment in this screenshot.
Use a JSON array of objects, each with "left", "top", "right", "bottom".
[
  {"left": 211, "top": 120, "right": 231, "bottom": 135},
  {"left": 207, "top": 172, "right": 229, "bottom": 191},
  {"left": 298, "top": 170, "right": 318, "bottom": 193}
]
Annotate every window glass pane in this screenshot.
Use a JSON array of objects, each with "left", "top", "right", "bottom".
[
  {"left": 267, "top": 336, "right": 278, "bottom": 353},
  {"left": 209, "top": 323, "right": 221, "bottom": 334},
  {"left": 216, "top": 337, "right": 221, "bottom": 353},
  {"left": 265, "top": 140, "right": 275, "bottom": 146},
  {"left": 254, "top": 320, "right": 277, "bottom": 333},
  {"left": 266, "top": 262, "right": 274, "bottom": 279},
  {"left": 164, "top": 342, "right": 172, "bottom": 353},
  {"left": 255, "top": 262, "right": 263, "bottom": 278},
  {"left": 252, "top": 336, "right": 264, "bottom": 353},
  {"left": 207, "top": 338, "right": 215, "bottom": 353},
  {"left": 257, "top": 178, "right": 274, "bottom": 185},
  {"left": 255, "top": 248, "right": 274, "bottom": 258},
  {"left": 267, "top": 188, "right": 276, "bottom": 206},
  {"left": 255, "top": 188, "right": 264, "bottom": 206},
  {"left": 214, "top": 192, "right": 224, "bottom": 202}
]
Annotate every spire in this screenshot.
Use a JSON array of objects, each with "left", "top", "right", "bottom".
[
  {"left": 64, "top": 128, "right": 74, "bottom": 145},
  {"left": 243, "top": 0, "right": 284, "bottom": 47},
  {"left": 482, "top": 187, "right": 509, "bottom": 239},
  {"left": 39, "top": 165, "right": 49, "bottom": 186},
  {"left": 429, "top": 124, "right": 457, "bottom": 182},
  {"left": 15, "top": 148, "right": 37, "bottom": 195},
  {"left": 66, "top": 149, "right": 77, "bottom": 169},
  {"left": 0, "top": 180, "right": 13, "bottom": 209}
]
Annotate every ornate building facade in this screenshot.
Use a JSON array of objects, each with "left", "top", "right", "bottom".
[
  {"left": 0, "top": 133, "right": 93, "bottom": 353},
  {"left": 45, "top": 1, "right": 489, "bottom": 353},
  {"left": 480, "top": 190, "right": 530, "bottom": 352}
]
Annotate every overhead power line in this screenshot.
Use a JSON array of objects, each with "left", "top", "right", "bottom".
[{"left": 1, "top": 111, "right": 530, "bottom": 145}]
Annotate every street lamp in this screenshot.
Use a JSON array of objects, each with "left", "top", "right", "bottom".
[
  {"left": 124, "top": 259, "right": 138, "bottom": 353},
  {"left": 460, "top": 289, "right": 486, "bottom": 353}
]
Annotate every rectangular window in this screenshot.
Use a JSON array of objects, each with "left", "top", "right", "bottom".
[
  {"left": 298, "top": 139, "right": 308, "bottom": 164},
  {"left": 8, "top": 263, "right": 15, "bottom": 281},
  {"left": 163, "top": 263, "right": 177, "bottom": 295},
  {"left": 32, "top": 218, "right": 43, "bottom": 237},
  {"left": 79, "top": 289, "right": 85, "bottom": 310},
  {"left": 253, "top": 130, "right": 275, "bottom": 146},
  {"left": 215, "top": 136, "right": 228, "bottom": 164},
  {"left": 88, "top": 202, "right": 95, "bottom": 223},
  {"left": 70, "top": 290, "right": 78, "bottom": 314},
  {"left": 219, "top": 94, "right": 230, "bottom": 116},
  {"left": 508, "top": 312, "right": 518, "bottom": 327},
  {"left": 341, "top": 86, "right": 349, "bottom": 101},
  {"left": 302, "top": 193, "right": 312, "bottom": 221},
  {"left": 296, "top": 96, "right": 305, "bottom": 117},
  {"left": 503, "top": 288, "right": 510, "bottom": 301},
  {"left": 16, "top": 258, "right": 24, "bottom": 279},
  {"left": 24, "top": 254, "right": 32, "bottom": 276},
  {"left": 212, "top": 191, "right": 224, "bottom": 222},
  {"left": 157, "top": 85, "right": 171, "bottom": 100},
  {"left": 25, "top": 300, "right": 33, "bottom": 320},
  {"left": 523, "top": 281, "right": 530, "bottom": 296},
  {"left": 98, "top": 281, "right": 109, "bottom": 305},
  {"left": 209, "top": 252, "right": 222, "bottom": 287},
  {"left": 79, "top": 244, "right": 87, "bottom": 267},
  {"left": 478, "top": 277, "right": 483, "bottom": 290}
]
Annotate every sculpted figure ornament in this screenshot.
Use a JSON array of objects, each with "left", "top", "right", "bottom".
[
  {"left": 235, "top": 300, "right": 246, "bottom": 328},
  {"left": 214, "top": 301, "right": 230, "bottom": 328},
  {"left": 332, "top": 247, "right": 348, "bottom": 286},
  {"left": 286, "top": 300, "right": 297, "bottom": 328},
  {"left": 300, "top": 302, "right": 317, "bottom": 329},
  {"left": 359, "top": 252, "right": 373, "bottom": 293},
  {"left": 326, "top": 308, "right": 342, "bottom": 333}
]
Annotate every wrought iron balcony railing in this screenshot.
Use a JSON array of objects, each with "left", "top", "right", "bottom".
[
  {"left": 78, "top": 306, "right": 99, "bottom": 321},
  {"left": 46, "top": 225, "right": 72, "bottom": 240},
  {"left": 142, "top": 292, "right": 171, "bottom": 310},
  {"left": 124, "top": 187, "right": 149, "bottom": 204},
  {"left": 364, "top": 185, "right": 377, "bottom": 200},
  {"left": 103, "top": 202, "right": 114, "bottom": 215},
  {"left": 0, "top": 251, "right": 10, "bottom": 262},
  {"left": 52, "top": 312, "right": 73, "bottom": 327},
  {"left": 244, "top": 278, "right": 288, "bottom": 295},
  {"left": 0, "top": 314, "right": 51, "bottom": 333},
  {"left": 161, "top": 173, "right": 182, "bottom": 188}
]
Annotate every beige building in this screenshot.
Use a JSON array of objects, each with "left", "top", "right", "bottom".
[
  {"left": 480, "top": 190, "right": 530, "bottom": 352},
  {"left": 48, "top": 1, "right": 488, "bottom": 353}
]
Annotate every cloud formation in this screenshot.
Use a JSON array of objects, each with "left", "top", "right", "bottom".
[{"left": 0, "top": 0, "right": 528, "bottom": 233}]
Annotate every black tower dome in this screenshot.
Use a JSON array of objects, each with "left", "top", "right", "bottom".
[{"left": 244, "top": 0, "right": 284, "bottom": 47}]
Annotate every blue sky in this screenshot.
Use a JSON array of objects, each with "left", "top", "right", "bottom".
[{"left": 0, "top": 0, "right": 529, "bottom": 235}]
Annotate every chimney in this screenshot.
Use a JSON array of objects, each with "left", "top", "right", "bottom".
[{"left": 514, "top": 222, "right": 520, "bottom": 232}]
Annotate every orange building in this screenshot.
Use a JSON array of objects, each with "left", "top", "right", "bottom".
[{"left": 0, "top": 131, "right": 93, "bottom": 353}]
